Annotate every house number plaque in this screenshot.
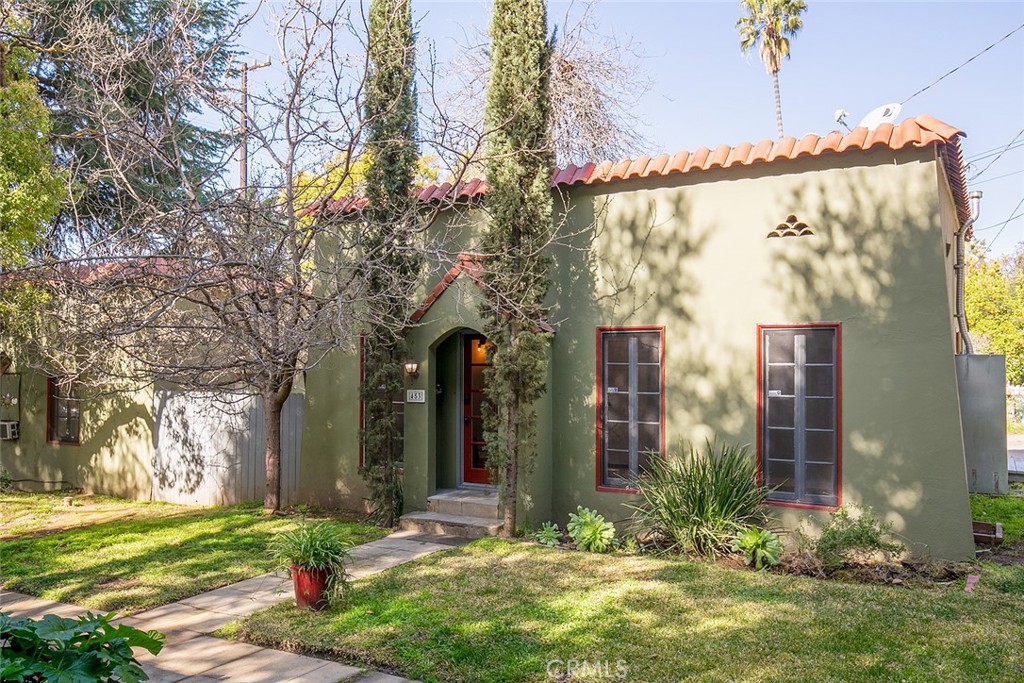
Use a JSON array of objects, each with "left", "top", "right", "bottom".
[{"left": 406, "top": 389, "right": 426, "bottom": 403}]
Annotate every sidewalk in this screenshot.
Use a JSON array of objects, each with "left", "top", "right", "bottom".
[{"left": 1, "top": 531, "right": 468, "bottom": 683}]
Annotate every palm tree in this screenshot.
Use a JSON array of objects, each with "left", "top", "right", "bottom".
[{"left": 737, "top": 0, "right": 807, "bottom": 138}]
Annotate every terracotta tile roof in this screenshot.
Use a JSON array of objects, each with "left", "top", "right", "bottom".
[
  {"left": 329, "top": 115, "right": 971, "bottom": 230},
  {"left": 408, "top": 252, "right": 484, "bottom": 325},
  {"left": 407, "top": 251, "right": 555, "bottom": 333}
]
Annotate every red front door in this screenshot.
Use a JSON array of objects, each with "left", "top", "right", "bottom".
[{"left": 463, "top": 335, "right": 491, "bottom": 484}]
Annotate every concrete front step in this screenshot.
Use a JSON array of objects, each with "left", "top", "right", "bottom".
[
  {"left": 427, "top": 488, "right": 502, "bottom": 520},
  {"left": 398, "top": 511, "right": 503, "bottom": 538}
]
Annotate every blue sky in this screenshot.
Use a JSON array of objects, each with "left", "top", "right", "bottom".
[{"left": 238, "top": 1, "right": 1024, "bottom": 257}]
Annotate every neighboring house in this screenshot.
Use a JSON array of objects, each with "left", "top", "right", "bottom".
[
  {"left": 0, "top": 371, "right": 304, "bottom": 507},
  {"left": 1, "top": 115, "right": 996, "bottom": 559}
]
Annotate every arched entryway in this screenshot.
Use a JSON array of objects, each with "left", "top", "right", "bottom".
[{"left": 433, "top": 329, "right": 494, "bottom": 489}]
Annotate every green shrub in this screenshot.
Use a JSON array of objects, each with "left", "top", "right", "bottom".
[
  {"left": 567, "top": 506, "right": 615, "bottom": 553},
  {"left": 0, "top": 611, "right": 164, "bottom": 682},
  {"left": 731, "top": 526, "right": 783, "bottom": 570},
  {"left": 533, "top": 521, "right": 562, "bottom": 547},
  {"left": 627, "top": 440, "right": 770, "bottom": 557},
  {"left": 270, "top": 521, "right": 352, "bottom": 605},
  {"left": 811, "top": 506, "right": 905, "bottom": 572},
  {"left": 0, "top": 467, "right": 11, "bottom": 492}
]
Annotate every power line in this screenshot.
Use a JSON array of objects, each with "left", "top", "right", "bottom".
[
  {"left": 975, "top": 212, "right": 1024, "bottom": 230},
  {"left": 985, "top": 195, "right": 1024, "bottom": 247},
  {"left": 966, "top": 140, "right": 1024, "bottom": 163},
  {"left": 970, "top": 127, "right": 1024, "bottom": 180},
  {"left": 972, "top": 167, "right": 1024, "bottom": 185},
  {"left": 902, "top": 22, "right": 1024, "bottom": 105}
]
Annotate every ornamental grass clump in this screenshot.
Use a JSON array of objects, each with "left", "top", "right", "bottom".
[
  {"left": 627, "top": 440, "right": 771, "bottom": 557},
  {"left": 270, "top": 521, "right": 352, "bottom": 606}
]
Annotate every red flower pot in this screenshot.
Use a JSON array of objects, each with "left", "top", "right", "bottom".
[{"left": 290, "top": 565, "right": 332, "bottom": 610}]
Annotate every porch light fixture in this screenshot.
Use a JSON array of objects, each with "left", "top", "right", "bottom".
[{"left": 404, "top": 360, "right": 420, "bottom": 379}]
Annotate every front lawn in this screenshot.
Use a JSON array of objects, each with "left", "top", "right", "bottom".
[
  {"left": 0, "top": 491, "right": 183, "bottom": 539},
  {"left": 1, "top": 500, "right": 387, "bottom": 614},
  {"left": 230, "top": 538, "right": 1024, "bottom": 683}
]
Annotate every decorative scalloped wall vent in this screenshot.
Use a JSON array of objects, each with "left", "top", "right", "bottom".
[{"left": 767, "top": 214, "right": 814, "bottom": 238}]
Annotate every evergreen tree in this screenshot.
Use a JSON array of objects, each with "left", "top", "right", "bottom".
[
  {"left": 28, "top": 0, "right": 237, "bottom": 244},
  {"left": 0, "top": 13, "right": 63, "bottom": 267},
  {"left": 481, "top": 0, "right": 553, "bottom": 536},
  {"left": 360, "top": 0, "right": 419, "bottom": 526}
]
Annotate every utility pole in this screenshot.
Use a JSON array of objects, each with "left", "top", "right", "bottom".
[{"left": 236, "top": 59, "right": 271, "bottom": 191}]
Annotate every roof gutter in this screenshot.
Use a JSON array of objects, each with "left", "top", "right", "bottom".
[{"left": 954, "top": 190, "right": 982, "bottom": 355}]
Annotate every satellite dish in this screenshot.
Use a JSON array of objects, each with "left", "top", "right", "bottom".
[{"left": 858, "top": 103, "right": 902, "bottom": 129}]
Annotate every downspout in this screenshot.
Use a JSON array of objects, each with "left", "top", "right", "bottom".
[{"left": 954, "top": 190, "right": 982, "bottom": 355}]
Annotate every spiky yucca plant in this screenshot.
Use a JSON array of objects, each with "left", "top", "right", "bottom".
[{"left": 628, "top": 440, "right": 771, "bottom": 557}]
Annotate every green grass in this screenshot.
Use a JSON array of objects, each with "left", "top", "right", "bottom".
[
  {"left": 0, "top": 499, "right": 387, "bottom": 614},
  {"left": 971, "top": 492, "right": 1024, "bottom": 544},
  {"left": 0, "top": 491, "right": 182, "bottom": 538},
  {"left": 231, "top": 539, "right": 1024, "bottom": 683}
]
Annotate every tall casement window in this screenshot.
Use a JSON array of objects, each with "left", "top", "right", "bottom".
[
  {"left": 597, "top": 327, "right": 664, "bottom": 490},
  {"left": 48, "top": 378, "right": 80, "bottom": 444},
  {"left": 760, "top": 325, "right": 840, "bottom": 507}
]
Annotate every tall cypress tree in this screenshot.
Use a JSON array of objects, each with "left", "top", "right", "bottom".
[
  {"left": 360, "top": 0, "right": 419, "bottom": 526},
  {"left": 481, "top": 0, "right": 553, "bottom": 536}
]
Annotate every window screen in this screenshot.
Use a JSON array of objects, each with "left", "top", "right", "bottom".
[
  {"left": 762, "top": 326, "right": 838, "bottom": 506},
  {"left": 600, "top": 329, "right": 662, "bottom": 488}
]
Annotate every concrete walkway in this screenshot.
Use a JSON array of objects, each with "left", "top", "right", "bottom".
[{"left": 1, "top": 531, "right": 467, "bottom": 683}]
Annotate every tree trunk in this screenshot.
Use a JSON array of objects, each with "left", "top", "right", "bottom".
[
  {"left": 772, "top": 70, "right": 784, "bottom": 138},
  {"left": 263, "top": 391, "right": 287, "bottom": 513},
  {"left": 501, "top": 401, "right": 519, "bottom": 537}
]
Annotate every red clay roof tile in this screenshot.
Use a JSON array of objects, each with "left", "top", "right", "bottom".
[{"left": 327, "top": 115, "right": 970, "bottom": 229}]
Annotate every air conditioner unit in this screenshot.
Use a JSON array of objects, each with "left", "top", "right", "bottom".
[{"left": 0, "top": 421, "right": 19, "bottom": 440}]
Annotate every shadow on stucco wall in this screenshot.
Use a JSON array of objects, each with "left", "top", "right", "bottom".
[
  {"left": 769, "top": 165, "right": 972, "bottom": 558},
  {"left": 550, "top": 186, "right": 754, "bottom": 524}
]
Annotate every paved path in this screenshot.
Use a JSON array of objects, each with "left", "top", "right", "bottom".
[{"left": 1, "top": 531, "right": 467, "bottom": 683}]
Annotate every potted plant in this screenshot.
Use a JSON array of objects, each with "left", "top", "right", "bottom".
[{"left": 270, "top": 521, "right": 352, "bottom": 610}]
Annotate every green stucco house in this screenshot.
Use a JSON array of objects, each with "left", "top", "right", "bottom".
[{"left": 1, "top": 115, "right": 992, "bottom": 559}]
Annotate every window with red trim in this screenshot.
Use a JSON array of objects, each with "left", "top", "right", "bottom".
[
  {"left": 48, "top": 377, "right": 81, "bottom": 444},
  {"left": 597, "top": 328, "right": 664, "bottom": 489},
  {"left": 760, "top": 325, "right": 840, "bottom": 507}
]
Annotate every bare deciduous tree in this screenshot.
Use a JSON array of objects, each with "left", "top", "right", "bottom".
[
  {"left": 2, "top": 0, "right": 473, "bottom": 513},
  {"left": 442, "top": 0, "right": 651, "bottom": 168}
]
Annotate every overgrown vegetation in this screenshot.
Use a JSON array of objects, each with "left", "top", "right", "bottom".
[
  {"left": 0, "top": 612, "right": 164, "bottom": 683},
  {"left": 0, "top": 499, "right": 385, "bottom": 613},
  {"left": 230, "top": 538, "right": 1024, "bottom": 683},
  {"left": 627, "top": 441, "right": 771, "bottom": 556}
]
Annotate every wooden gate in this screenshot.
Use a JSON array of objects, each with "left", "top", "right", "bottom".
[{"left": 151, "top": 390, "right": 303, "bottom": 506}]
